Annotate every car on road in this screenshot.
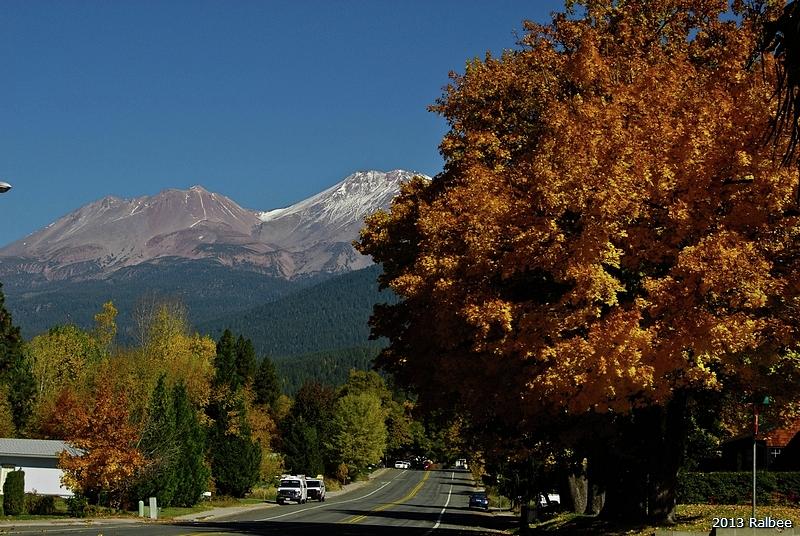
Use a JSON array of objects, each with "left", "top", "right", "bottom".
[
  {"left": 394, "top": 460, "right": 411, "bottom": 469},
  {"left": 469, "top": 491, "right": 489, "bottom": 510},
  {"left": 307, "top": 478, "right": 326, "bottom": 502},
  {"left": 277, "top": 475, "right": 308, "bottom": 505}
]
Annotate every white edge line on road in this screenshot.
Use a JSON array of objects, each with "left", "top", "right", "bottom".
[
  {"left": 255, "top": 470, "right": 406, "bottom": 522},
  {"left": 427, "top": 471, "right": 455, "bottom": 533}
]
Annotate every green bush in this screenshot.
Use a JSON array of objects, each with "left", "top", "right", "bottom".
[
  {"left": 3, "top": 470, "right": 25, "bottom": 515},
  {"left": 65, "top": 495, "right": 87, "bottom": 518},
  {"left": 677, "top": 472, "right": 800, "bottom": 505},
  {"left": 25, "top": 494, "right": 56, "bottom": 515}
]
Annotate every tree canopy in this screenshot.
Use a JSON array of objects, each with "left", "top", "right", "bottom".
[{"left": 357, "top": 0, "right": 800, "bottom": 523}]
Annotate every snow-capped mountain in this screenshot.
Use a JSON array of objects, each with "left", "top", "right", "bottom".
[
  {"left": 0, "top": 170, "right": 425, "bottom": 281},
  {"left": 254, "top": 170, "right": 420, "bottom": 273}
]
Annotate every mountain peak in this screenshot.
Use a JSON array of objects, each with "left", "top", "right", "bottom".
[
  {"left": 257, "top": 169, "right": 423, "bottom": 224},
  {"left": 253, "top": 169, "right": 428, "bottom": 267},
  {"left": 0, "top": 168, "right": 429, "bottom": 280}
]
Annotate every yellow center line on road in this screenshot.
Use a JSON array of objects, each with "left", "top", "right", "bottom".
[{"left": 340, "top": 470, "right": 431, "bottom": 524}]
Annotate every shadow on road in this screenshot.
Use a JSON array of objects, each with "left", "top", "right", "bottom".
[{"left": 173, "top": 519, "right": 511, "bottom": 535}]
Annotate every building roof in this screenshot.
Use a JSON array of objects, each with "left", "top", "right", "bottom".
[
  {"left": 0, "top": 438, "right": 81, "bottom": 458},
  {"left": 763, "top": 419, "right": 800, "bottom": 448}
]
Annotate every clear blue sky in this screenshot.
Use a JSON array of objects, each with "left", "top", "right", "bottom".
[{"left": 0, "top": 0, "right": 565, "bottom": 245}]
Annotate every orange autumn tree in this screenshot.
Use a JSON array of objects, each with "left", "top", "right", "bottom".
[
  {"left": 59, "top": 381, "right": 144, "bottom": 507},
  {"left": 358, "top": 0, "right": 800, "bottom": 523}
]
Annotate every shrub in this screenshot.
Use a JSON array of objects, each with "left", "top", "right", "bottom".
[
  {"left": 3, "top": 470, "right": 25, "bottom": 515},
  {"left": 248, "top": 485, "right": 277, "bottom": 501},
  {"left": 25, "top": 494, "right": 56, "bottom": 515},
  {"left": 677, "top": 472, "right": 800, "bottom": 505},
  {"left": 66, "top": 495, "right": 88, "bottom": 518},
  {"left": 39, "top": 495, "right": 57, "bottom": 515}
]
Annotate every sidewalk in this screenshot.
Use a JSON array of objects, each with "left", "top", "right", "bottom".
[
  {"left": 174, "top": 467, "right": 391, "bottom": 522},
  {"left": 0, "top": 516, "right": 143, "bottom": 527}
]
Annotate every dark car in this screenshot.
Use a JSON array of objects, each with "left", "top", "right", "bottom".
[{"left": 469, "top": 492, "right": 489, "bottom": 510}]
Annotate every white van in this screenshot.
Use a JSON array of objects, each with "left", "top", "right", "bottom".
[{"left": 276, "top": 475, "right": 308, "bottom": 504}]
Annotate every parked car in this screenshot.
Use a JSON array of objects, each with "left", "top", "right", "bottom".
[
  {"left": 394, "top": 460, "right": 411, "bottom": 469},
  {"left": 469, "top": 491, "right": 489, "bottom": 510},
  {"left": 307, "top": 478, "right": 326, "bottom": 502},
  {"left": 276, "top": 475, "right": 308, "bottom": 505}
]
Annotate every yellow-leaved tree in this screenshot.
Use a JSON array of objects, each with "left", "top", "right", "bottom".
[{"left": 358, "top": 0, "right": 800, "bottom": 524}]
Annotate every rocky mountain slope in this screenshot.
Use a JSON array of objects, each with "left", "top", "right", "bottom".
[{"left": 0, "top": 170, "right": 424, "bottom": 281}]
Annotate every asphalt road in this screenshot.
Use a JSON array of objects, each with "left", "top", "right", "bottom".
[{"left": 0, "top": 469, "right": 511, "bottom": 535}]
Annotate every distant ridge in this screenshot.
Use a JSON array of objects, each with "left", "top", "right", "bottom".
[{"left": 0, "top": 169, "right": 427, "bottom": 281}]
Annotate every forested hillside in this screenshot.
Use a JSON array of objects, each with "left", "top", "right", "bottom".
[
  {"left": 2, "top": 259, "right": 303, "bottom": 341},
  {"left": 4, "top": 259, "right": 395, "bottom": 391},
  {"left": 198, "top": 264, "right": 396, "bottom": 358},
  {"left": 273, "top": 343, "right": 384, "bottom": 394}
]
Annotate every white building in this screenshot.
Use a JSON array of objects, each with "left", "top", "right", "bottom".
[{"left": 0, "top": 438, "right": 78, "bottom": 497}]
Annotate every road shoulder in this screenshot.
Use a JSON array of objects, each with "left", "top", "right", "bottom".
[{"left": 175, "top": 467, "right": 391, "bottom": 522}]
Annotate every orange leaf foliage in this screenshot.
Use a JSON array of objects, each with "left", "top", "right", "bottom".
[
  {"left": 58, "top": 380, "right": 145, "bottom": 505},
  {"left": 358, "top": 1, "right": 800, "bottom": 424}
]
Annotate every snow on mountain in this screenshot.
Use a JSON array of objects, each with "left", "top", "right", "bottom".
[
  {"left": 255, "top": 170, "right": 424, "bottom": 252},
  {"left": 0, "top": 169, "right": 426, "bottom": 280},
  {"left": 257, "top": 170, "right": 416, "bottom": 224}
]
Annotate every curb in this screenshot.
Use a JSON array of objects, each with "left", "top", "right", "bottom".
[{"left": 0, "top": 517, "right": 142, "bottom": 527}]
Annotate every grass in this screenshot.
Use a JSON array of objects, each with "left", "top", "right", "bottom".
[
  {"left": 157, "top": 495, "right": 269, "bottom": 519},
  {"left": 515, "top": 504, "right": 800, "bottom": 535},
  {"left": 485, "top": 485, "right": 512, "bottom": 510}
]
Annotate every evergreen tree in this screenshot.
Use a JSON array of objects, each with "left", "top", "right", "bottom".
[
  {"left": 208, "top": 334, "right": 261, "bottom": 497},
  {"left": 0, "top": 284, "right": 22, "bottom": 377},
  {"left": 214, "top": 329, "right": 238, "bottom": 389},
  {"left": 2, "top": 470, "right": 24, "bottom": 515},
  {"left": 280, "top": 417, "right": 324, "bottom": 476},
  {"left": 171, "top": 382, "right": 209, "bottom": 506},
  {"left": 235, "top": 335, "right": 256, "bottom": 387},
  {"left": 136, "top": 375, "right": 178, "bottom": 506},
  {"left": 0, "top": 283, "right": 34, "bottom": 433},
  {"left": 207, "top": 392, "right": 260, "bottom": 497},
  {"left": 278, "top": 381, "right": 335, "bottom": 476},
  {"left": 253, "top": 357, "right": 280, "bottom": 408}
]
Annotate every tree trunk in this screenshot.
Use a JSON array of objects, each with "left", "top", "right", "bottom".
[
  {"left": 519, "top": 501, "right": 531, "bottom": 535},
  {"left": 584, "top": 477, "right": 604, "bottom": 515},
  {"left": 646, "top": 392, "right": 689, "bottom": 524},
  {"left": 599, "top": 466, "right": 647, "bottom": 521},
  {"left": 595, "top": 393, "right": 689, "bottom": 523},
  {"left": 564, "top": 471, "right": 588, "bottom": 514}
]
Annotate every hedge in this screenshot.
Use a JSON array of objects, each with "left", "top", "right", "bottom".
[
  {"left": 678, "top": 472, "right": 800, "bottom": 505},
  {"left": 3, "top": 470, "right": 25, "bottom": 515}
]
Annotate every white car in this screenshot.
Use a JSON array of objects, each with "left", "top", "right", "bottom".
[{"left": 394, "top": 460, "right": 411, "bottom": 469}]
